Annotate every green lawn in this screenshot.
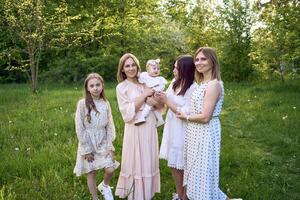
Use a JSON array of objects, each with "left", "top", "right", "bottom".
[{"left": 0, "top": 80, "right": 299, "bottom": 200}]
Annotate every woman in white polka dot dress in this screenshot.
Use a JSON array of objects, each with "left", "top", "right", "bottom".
[{"left": 177, "top": 47, "right": 228, "bottom": 200}]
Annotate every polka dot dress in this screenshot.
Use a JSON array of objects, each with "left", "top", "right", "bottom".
[{"left": 183, "top": 81, "right": 227, "bottom": 200}]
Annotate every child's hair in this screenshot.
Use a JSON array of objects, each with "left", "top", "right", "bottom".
[
  {"left": 84, "top": 73, "right": 106, "bottom": 123},
  {"left": 172, "top": 55, "right": 195, "bottom": 96},
  {"left": 146, "top": 59, "right": 160, "bottom": 70}
]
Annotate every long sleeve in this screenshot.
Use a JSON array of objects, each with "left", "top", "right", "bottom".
[
  {"left": 105, "top": 101, "right": 116, "bottom": 151},
  {"left": 116, "top": 83, "right": 136, "bottom": 123},
  {"left": 75, "top": 99, "right": 93, "bottom": 155}
]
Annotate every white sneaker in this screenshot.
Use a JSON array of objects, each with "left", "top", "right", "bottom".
[
  {"left": 172, "top": 193, "right": 181, "bottom": 200},
  {"left": 97, "top": 181, "right": 114, "bottom": 200}
]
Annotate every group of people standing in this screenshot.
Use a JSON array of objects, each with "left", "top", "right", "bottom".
[{"left": 73, "top": 47, "right": 233, "bottom": 200}]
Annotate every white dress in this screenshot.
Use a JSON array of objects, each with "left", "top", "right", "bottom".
[
  {"left": 159, "top": 80, "right": 197, "bottom": 169},
  {"left": 74, "top": 99, "right": 119, "bottom": 176},
  {"left": 183, "top": 81, "right": 227, "bottom": 200}
]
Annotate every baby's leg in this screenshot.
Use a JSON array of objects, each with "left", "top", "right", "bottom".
[
  {"left": 134, "top": 104, "right": 152, "bottom": 125},
  {"left": 154, "top": 110, "right": 164, "bottom": 127}
]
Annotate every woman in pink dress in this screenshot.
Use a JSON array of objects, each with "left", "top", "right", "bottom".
[{"left": 115, "top": 53, "right": 161, "bottom": 200}]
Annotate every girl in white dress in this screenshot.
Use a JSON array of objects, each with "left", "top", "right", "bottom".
[
  {"left": 176, "top": 47, "right": 228, "bottom": 200},
  {"left": 74, "top": 73, "right": 119, "bottom": 200},
  {"left": 156, "top": 55, "right": 196, "bottom": 200}
]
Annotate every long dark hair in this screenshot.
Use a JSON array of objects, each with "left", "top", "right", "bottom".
[
  {"left": 172, "top": 55, "right": 195, "bottom": 95},
  {"left": 84, "top": 73, "right": 106, "bottom": 123}
]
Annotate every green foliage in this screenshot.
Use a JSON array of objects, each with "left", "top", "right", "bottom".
[
  {"left": 217, "top": 0, "right": 253, "bottom": 81},
  {"left": 251, "top": 0, "right": 300, "bottom": 80},
  {"left": 0, "top": 0, "right": 299, "bottom": 85},
  {"left": 0, "top": 80, "right": 299, "bottom": 199}
]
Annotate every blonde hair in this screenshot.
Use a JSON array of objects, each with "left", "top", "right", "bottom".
[
  {"left": 117, "top": 53, "right": 141, "bottom": 82},
  {"left": 194, "top": 47, "right": 221, "bottom": 83},
  {"left": 146, "top": 59, "right": 160, "bottom": 70}
]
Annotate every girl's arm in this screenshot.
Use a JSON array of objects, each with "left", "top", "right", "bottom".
[
  {"left": 75, "top": 100, "right": 93, "bottom": 155},
  {"left": 177, "top": 81, "right": 221, "bottom": 123}
]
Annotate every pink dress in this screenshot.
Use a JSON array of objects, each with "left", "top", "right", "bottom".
[{"left": 115, "top": 80, "right": 160, "bottom": 200}]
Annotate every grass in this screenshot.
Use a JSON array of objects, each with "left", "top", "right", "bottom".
[{"left": 0, "top": 80, "right": 299, "bottom": 200}]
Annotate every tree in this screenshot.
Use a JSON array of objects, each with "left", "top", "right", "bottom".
[
  {"left": 217, "top": 0, "right": 253, "bottom": 81},
  {"left": 251, "top": 0, "right": 300, "bottom": 81}
]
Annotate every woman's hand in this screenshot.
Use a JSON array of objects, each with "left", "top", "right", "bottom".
[
  {"left": 143, "top": 87, "right": 154, "bottom": 98},
  {"left": 176, "top": 111, "right": 188, "bottom": 121},
  {"left": 154, "top": 91, "right": 167, "bottom": 103},
  {"left": 146, "top": 96, "right": 158, "bottom": 107},
  {"left": 84, "top": 153, "right": 94, "bottom": 162}
]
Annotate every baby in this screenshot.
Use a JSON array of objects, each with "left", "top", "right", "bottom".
[{"left": 135, "top": 59, "right": 167, "bottom": 127}]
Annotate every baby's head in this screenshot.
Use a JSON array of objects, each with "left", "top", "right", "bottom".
[{"left": 146, "top": 59, "right": 160, "bottom": 77}]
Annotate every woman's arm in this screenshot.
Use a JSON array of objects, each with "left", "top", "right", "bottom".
[
  {"left": 177, "top": 81, "right": 221, "bottom": 123},
  {"left": 155, "top": 91, "right": 177, "bottom": 113},
  {"left": 134, "top": 86, "right": 153, "bottom": 112}
]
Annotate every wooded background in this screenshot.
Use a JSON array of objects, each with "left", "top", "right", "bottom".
[{"left": 0, "top": 0, "right": 299, "bottom": 91}]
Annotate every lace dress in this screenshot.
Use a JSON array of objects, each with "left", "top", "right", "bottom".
[
  {"left": 183, "top": 81, "right": 227, "bottom": 200},
  {"left": 159, "top": 80, "right": 197, "bottom": 169},
  {"left": 74, "top": 99, "right": 119, "bottom": 176}
]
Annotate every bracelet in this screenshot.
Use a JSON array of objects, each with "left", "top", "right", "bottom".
[{"left": 186, "top": 115, "right": 190, "bottom": 122}]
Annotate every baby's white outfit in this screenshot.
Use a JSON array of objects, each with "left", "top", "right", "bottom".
[{"left": 136, "top": 71, "right": 167, "bottom": 126}]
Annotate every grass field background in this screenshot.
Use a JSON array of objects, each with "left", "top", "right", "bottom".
[{"left": 0, "top": 80, "right": 299, "bottom": 200}]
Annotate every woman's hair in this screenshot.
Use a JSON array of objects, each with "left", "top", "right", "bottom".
[
  {"left": 194, "top": 47, "right": 221, "bottom": 83},
  {"left": 117, "top": 53, "right": 141, "bottom": 82},
  {"left": 172, "top": 55, "right": 195, "bottom": 96},
  {"left": 84, "top": 73, "right": 106, "bottom": 123}
]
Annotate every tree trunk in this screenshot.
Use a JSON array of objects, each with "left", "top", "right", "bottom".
[{"left": 29, "top": 49, "right": 38, "bottom": 93}]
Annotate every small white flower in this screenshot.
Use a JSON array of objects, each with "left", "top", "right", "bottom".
[
  {"left": 9, "top": 120, "right": 13, "bottom": 123},
  {"left": 26, "top": 147, "right": 31, "bottom": 151},
  {"left": 15, "top": 147, "right": 19, "bottom": 151},
  {"left": 41, "top": 119, "right": 44, "bottom": 122},
  {"left": 254, "top": 96, "right": 257, "bottom": 98},
  {"left": 247, "top": 99, "right": 251, "bottom": 102},
  {"left": 282, "top": 115, "right": 288, "bottom": 120},
  {"left": 59, "top": 107, "right": 62, "bottom": 110},
  {"left": 293, "top": 107, "right": 296, "bottom": 109},
  {"left": 54, "top": 133, "right": 58, "bottom": 136}
]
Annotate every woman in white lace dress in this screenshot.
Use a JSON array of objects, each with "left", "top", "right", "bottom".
[
  {"left": 74, "top": 73, "right": 119, "bottom": 200},
  {"left": 176, "top": 48, "right": 228, "bottom": 200},
  {"left": 157, "top": 55, "right": 196, "bottom": 200}
]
